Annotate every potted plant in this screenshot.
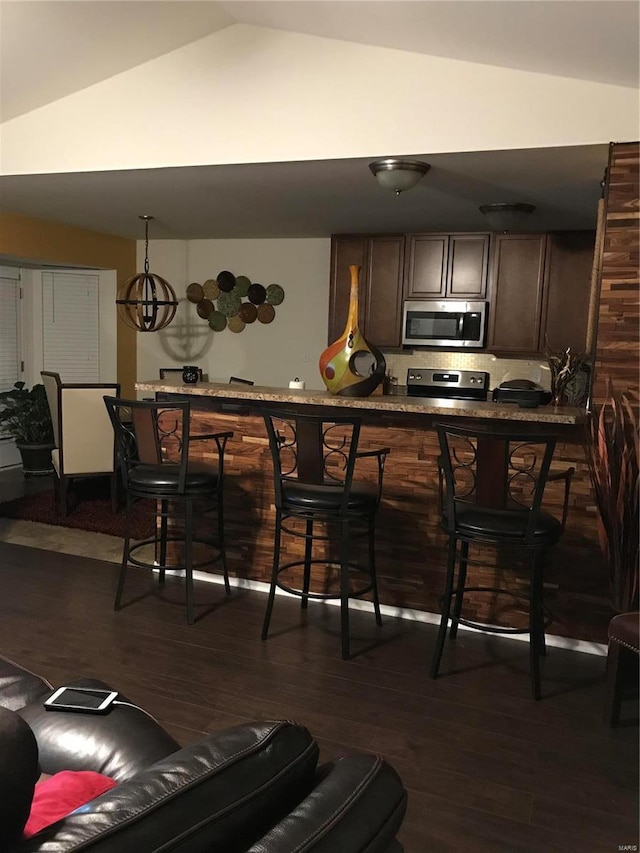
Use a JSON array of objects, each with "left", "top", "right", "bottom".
[
  {"left": 586, "top": 379, "right": 639, "bottom": 613},
  {"left": 0, "top": 382, "right": 55, "bottom": 476}
]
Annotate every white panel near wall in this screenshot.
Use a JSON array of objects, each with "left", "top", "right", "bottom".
[{"left": 42, "top": 271, "right": 100, "bottom": 382}]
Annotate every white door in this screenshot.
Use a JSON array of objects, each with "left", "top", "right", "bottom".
[{"left": 0, "top": 268, "right": 22, "bottom": 468}]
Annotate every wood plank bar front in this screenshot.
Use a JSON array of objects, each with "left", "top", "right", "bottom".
[{"left": 137, "top": 380, "right": 607, "bottom": 644}]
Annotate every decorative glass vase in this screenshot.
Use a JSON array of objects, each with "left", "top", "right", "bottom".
[
  {"left": 319, "top": 265, "right": 386, "bottom": 397},
  {"left": 182, "top": 365, "right": 200, "bottom": 384}
]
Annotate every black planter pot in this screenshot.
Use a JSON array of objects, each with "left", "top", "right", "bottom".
[{"left": 16, "top": 442, "right": 55, "bottom": 477}]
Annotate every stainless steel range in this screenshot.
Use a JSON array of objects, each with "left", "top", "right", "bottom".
[{"left": 406, "top": 368, "right": 490, "bottom": 401}]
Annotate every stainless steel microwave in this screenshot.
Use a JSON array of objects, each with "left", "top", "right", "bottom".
[{"left": 402, "top": 300, "right": 487, "bottom": 348}]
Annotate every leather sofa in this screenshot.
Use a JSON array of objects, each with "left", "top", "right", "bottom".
[{"left": 0, "top": 655, "right": 407, "bottom": 852}]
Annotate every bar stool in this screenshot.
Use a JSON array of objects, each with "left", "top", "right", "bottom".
[
  {"left": 431, "top": 422, "right": 574, "bottom": 699},
  {"left": 103, "top": 397, "right": 233, "bottom": 624},
  {"left": 261, "top": 409, "right": 390, "bottom": 659}
]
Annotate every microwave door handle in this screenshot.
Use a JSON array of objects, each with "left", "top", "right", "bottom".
[{"left": 458, "top": 314, "right": 464, "bottom": 337}]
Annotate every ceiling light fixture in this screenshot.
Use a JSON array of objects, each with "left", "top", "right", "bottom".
[
  {"left": 369, "top": 158, "right": 431, "bottom": 195},
  {"left": 479, "top": 202, "right": 536, "bottom": 233},
  {"left": 116, "top": 215, "right": 178, "bottom": 332}
]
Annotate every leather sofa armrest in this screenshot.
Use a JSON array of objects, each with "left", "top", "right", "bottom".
[
  {"left": 0, "top": 656, "right": 52, "bottom": 712},
  {"left": 12, "top": 720, "right": 319, "bottom": 853},
  {"left": 17, "top": 678, "right": 180, "bottom": 781},
  {"left": 247, "top": 754, "right": 407, "bottom": 853}
]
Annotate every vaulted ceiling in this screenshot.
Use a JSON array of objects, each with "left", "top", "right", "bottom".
[{"left": 0, "top": 1, "right": 637, "bottom": 239}]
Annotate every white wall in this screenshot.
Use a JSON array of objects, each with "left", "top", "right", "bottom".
[
  {"left": 137, "top": 238, "right": 330, "bottom": 390},
  {"left": 2, "top": 24, "right": 637, "bottom": 175}
]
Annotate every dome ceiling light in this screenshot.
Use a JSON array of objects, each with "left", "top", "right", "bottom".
[
  {"left": 369, "top": 158, "right": 431, "bottom": 195},
  {"left": 479, "top": 202, "right": 536, "bottom": 233}
]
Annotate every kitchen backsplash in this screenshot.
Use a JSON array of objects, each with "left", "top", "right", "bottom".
[{"left": 383, "top": 351, "right": 551, "bottom": 391}]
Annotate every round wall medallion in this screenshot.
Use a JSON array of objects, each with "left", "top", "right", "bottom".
[
  {"left": 238, "top": 302, "right": 257, "bottom": 324},
  {"left": 197, "top": 299, "right": 214, "bottom": 319},
  {"left": 235, "top": 275, "right": 251, "bottom": 297},
  {"left": 227, "top": 315, "right": 246, "bottom": 333},
  {"left": 266, "top": 283, "right": 285, "bottom": 305},
  {"left": 208, "top": 311, "right": 227, "bottom": 331},
  {"left": 217, "top": 291, "right": 242, "bottom": 317},
  {"left": 247, "top": 282, "right": 266, "bottom": 305},
  {"left": 257, "top": 303, "right": 275, "bottom": 324},
  {"left": 203, "top": 279, "right": 219, "bottom": 300},
  {"left": 217, "top": 270, "right": 236, "bottom": 292},
  {"left": 186, "top": 282, "right": 204, "bottom": 303}
]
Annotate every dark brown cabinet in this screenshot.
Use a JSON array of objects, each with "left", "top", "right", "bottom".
[
  {"left": 328, "top": 235, "right": 405, "bottom": 347},
  {"left": 488, "top": 232, "right": 595, "bottom": 355},
  {"left": 405, "top": 233, "right": 490, "bottom": 299}
]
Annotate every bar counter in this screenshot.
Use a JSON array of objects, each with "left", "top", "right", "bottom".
[{"left": 135, "top": 380, "right": 607, "bottom": 644}]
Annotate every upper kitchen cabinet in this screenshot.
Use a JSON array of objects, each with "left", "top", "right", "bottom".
[
  {"left": 329, "top": 235, "right": 405, "bottom": 347},
  {"left": 488, "top": 231, "right": 595, "bottom": 355},
  {"left": 405, "top": 233, "right": 490, "bottom": 299}
]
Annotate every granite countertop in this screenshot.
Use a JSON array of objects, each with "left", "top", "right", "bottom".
[{"left": 135, "top": 380, "right": 588, "bottom": 425}]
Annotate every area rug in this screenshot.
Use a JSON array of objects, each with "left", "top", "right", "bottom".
[{"left": 0, "top": 482, "right": 154, "bottom": 540}]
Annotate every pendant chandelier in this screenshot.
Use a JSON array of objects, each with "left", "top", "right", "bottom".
[{"left": 116, "top": 215, "right": 178, "bottom": 332}]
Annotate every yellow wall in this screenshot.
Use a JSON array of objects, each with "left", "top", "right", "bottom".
[{"left": 0, "top": 212, "right": 137, "bottom": 396}]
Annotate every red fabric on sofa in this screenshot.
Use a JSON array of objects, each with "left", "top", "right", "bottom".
[{"left": 23, "top": 771, "right": 117, "bottom": 837}]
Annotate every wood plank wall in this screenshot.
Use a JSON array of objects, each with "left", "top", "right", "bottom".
[{"left": 592, "top": 141, "right": 640, "bottom": 405}]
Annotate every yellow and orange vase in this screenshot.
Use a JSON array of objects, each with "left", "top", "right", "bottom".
[{"left": 319, "top": 265, "right": 386, "bottom": 397}]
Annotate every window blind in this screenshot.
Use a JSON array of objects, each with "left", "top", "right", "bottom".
[
  {"left": 42, "top": 271, "right": 100, "bottom": 382},
  {"left": 0, "top": 276, "right": 20, "bottom": 392}
]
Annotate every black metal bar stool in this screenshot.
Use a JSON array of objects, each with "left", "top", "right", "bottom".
[
  {"left": 431, "top": 422, "right": 574, "bottom": 699},
  {"left": 261, "top": 409, "right": 390, "bottom": 659},
  {"left": 104, "top": 397, "right": 233, "bottom": 624}
]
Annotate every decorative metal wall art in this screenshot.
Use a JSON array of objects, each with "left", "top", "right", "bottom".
[{"left": 188, "top": 270, "right": 285, "bottom": 334}]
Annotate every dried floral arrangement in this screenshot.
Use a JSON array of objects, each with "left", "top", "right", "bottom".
[
  {"left": 586, "top": 379, "right": 639, "bottom": 613},
  {"left": 546, "top": 345, "right": 589, "bottom": 406}
]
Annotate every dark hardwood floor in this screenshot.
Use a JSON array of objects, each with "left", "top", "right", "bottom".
[{"left": 0, "top": 540, "right": 637, "bottom": 852}]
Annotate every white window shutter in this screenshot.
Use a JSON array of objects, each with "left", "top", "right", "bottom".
[
  {"left": 0, "top": 276, "right": 20, "bottom": 392},
  {"left": 42, "top": 272, "right": 100, "bottom": 382}
]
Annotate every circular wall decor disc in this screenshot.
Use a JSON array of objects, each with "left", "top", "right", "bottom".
[
  {"left": 248, "top": 282, "right": 266, "bottom": 305},
  {"left": 266, "top": 283, "right": 285, "bottom": 305},
  {"left": 217, "top": 270, "right": 236, "bottom": 292},
  {"left": 208, "top": 311, "right": 227, "bottom": 331},
  {"left": 227, "top": 315, "right": 246, "bottom": 333},
  {"left": 186, "top": 282, "right": 204, "bottom": 303},
  {"left": 197, "top": 299, "right": 214, "bottom": 319},
  {"left": 235, "top": 275, "right": 251, "bottom": 297},
  {"left": 217, "top": 291, "right": 242, "bottom": 317},
  {"left": 238, "top": 302, "right": 258, "bottom": 324},
  {"left": 257, "top": 303, "right": 275, "bottom": 324},
  {"left": 203, "top": 279, "right": 220, "bottom": 300}
]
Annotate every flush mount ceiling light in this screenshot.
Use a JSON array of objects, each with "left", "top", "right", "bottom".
[
  {"left": 369, "top": 158, "right": 431, "bottom": 195},
  {"left": 116, "top": 215, "right": 179, "bottom": 332},
  {"left": 479, "top": 202, "right": 536, "bottom": 233}
]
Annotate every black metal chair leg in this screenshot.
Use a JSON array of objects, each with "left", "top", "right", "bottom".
[
  {"left": 262, "top": 510, "right": 282, "bottom": 641},
  {"left": 158, "top": 499, "right": 168, "bottom": 585},
  {"left": 340, "top": 521, "right": 351, "bottom": 660},
  {"left": 217, "top": 489, "right": 231, "bottom": 595},
  {"left": 185, "top": 500, "right": 195, "bottom": 625},
  {"left": 529, "top": 553, "right": 543, "bottom": 700},
  {"left": 114, "top": 494, "right": 132, "bottom": 610},
  {"left": 449, "top": 540, "right": 468, "bottom": 639},
  {"left": 368, "top": 519, "right": 382, "bottom": 627},
  {"left": 301, "top": 518, "right": 313, "bottom": 610},
  {"left": 431, "top": 536, "right": 457, "bottom": 679}
]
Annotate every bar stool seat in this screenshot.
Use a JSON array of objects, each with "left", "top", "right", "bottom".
[
  {"left": 282, "top": 481, "right": 379, "bottom": 512},
  {"left": 454, "top": 505, "right": 563, "bottom": 541},
  {"left": 128, "top": 462, "right": 220, "bottom": 494}
]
